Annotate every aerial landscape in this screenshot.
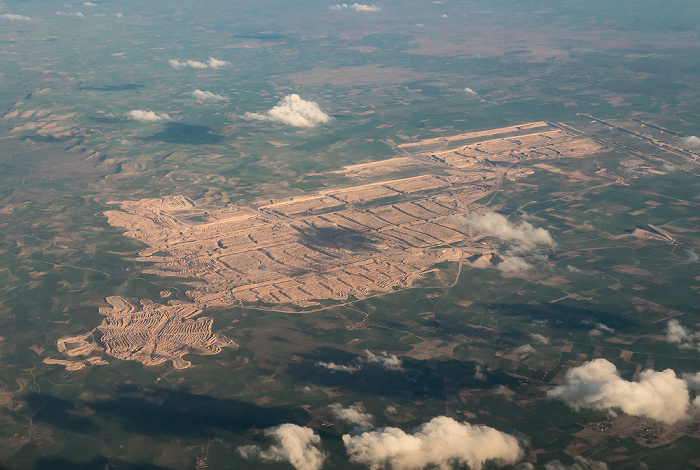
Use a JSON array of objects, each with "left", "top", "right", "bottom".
[{"left": 1, "top": 0, "right": 700, "bottom": 469}]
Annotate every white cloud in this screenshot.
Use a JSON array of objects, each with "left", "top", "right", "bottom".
[
  {"left": 238, "top": 424, "right": 325, "bottom": 470},
  {"left": 352, "top": 3, "right": 381, "bottom": 11},
  {"left": 342, "top": 416, "right": 522, "bottom": 470},
  {"left": 464, "top": 87, "right": 478, "bottom": 95},
  {"left": 687, "top": 250, "right": 699, "bottom": 262},
  {"left": 682, "top": 136, "right": 700, "bottom": 148},
  {"left": 544, "top": 456, "right": 609, "bottom": 470},
  {"left": 496, "top": 256, "right": 533, "bottom": 273},
  {"left": 529, "top": 333, "right": 549, "bottom": 345},
  {"left": 245, "top": 94, "right": 331, "bottom": 128},
  {"left": 566, "top": 265, "right": 582, "bottom": 273},
  {"left": 662, "top": 163, "right": 677, "bottom": 172},
  {"left": 474, "top": 364, "right": 486, "bottom": 381},
  {"left": 317, "top": 361, "right": 362, "bottom": 373},
  {"left": 364, "top": 350, "right": 403, "bottom": 371},
  {"left": 0, "top": 13, "right": 31, "bottom": 21},
  {"left": 666, "top": 319, "right": 700, "bottom": 352},
  {"left": 169, "top": 59, "right": 207, "bottom": 69},
  {"left": 169, "top": 57, "right": 226, "bottom": 70},
  {"left": 55, "top": 11, "right": 85, "bottom": 18},
  {"left": 125, "top": 110, "right": 171, "bottom": 122},
  {"left": 207, "top": 57, "right": 228, "bottom": 68},
  {"left": 192, "top": 89, "right": 226, "bottom": 101},
  {"left": 682, "top": 372, "right": 700, "bottom": 391},
  {"left": 461, "top": 212, "right": 554, "bottom": 254},
  {"left": 585, "top": 321, "right": 615, "bottom": 338},
  {"left": 459, "top": 213, "right": 554, "bottom": 272},
  {"left": 547, "top": 358, "right": 693, "bottom": 424},
  {"left": 330, "top": 403, "right": 374, "bottom": 428},
  {"left": 330, "top": 3, "right": 381, "bottom": 11},
  {"left": 317, "top": 350, "right": 402, "bottom": 374},
  {"left": 83, "top": 2, "right": 97, "bottom": 6},
  {"left": 114, "top": 12, "right": 123, "bottom": 18},
  {"left": 514, "top": 344, "right": 536, "bottom": 355}
]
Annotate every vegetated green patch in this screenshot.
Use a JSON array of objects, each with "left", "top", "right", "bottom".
[
  {"left": 641, "top": 435, "right": 700, "bottom": 469},
  {"left": 503, "top": 49, "right": 532, "bottom": 56}
]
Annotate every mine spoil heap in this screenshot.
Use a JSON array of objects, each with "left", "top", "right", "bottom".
[{"left": 96, "top": 296, "right": 236, "bottom": 368}]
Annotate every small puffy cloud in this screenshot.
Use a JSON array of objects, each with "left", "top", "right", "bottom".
[
  {"left": 687, "top": 250, "right": 699, "bottom": 262},
  {"left": 317, "top": 361, "right": 362, "bottom": 373},
  {"left": 170, "top": 59, "right": 207, "bottom": 69},
  {"left": 514, "top": 344, "right": 536, "bottom": 355},
  {"left": 238, "top": 424, "right": 325, "bottom": 470},
  {"left": 681, "top": 136, "right": 700, "bottom": 148},
  {"left": 83, "top": 2, "right": 97, "bottom": 6},
  {"left": 585, "top": 321, "right": 615, "bottom": 338},
  {"left": 666, "top": 319, "right": 700, "bottom": 352},
  {"left": 317, "top": 350, "right": 402, "bottom": 374},
  {"left": 125, "top": 110, "right": 171, "bottom": 122},
  {"left": 0, "top": 13, "right": 31, "bottom": 21},
  {"left": 114, "top": 12, "right": 123, "bottom": 18},
  {"left": 544, "top": 456, "right": 609, "bottom": 470},
  {"left": 169, "top": 57, "right": 226, "bottom": 70},
  {"left": 464, "top": 87, "right": 478, "bottom": 95},
  {"left": 461, "top": 212, "right": 554, "bottom": 254},
  {"left": 662, "top": 163, "right": 677, "bottom": 172},
  {"left": 352, "top": 3, "right": 381, "bottom": 11},
  {"left": 207, "top": 57, "right": 228, "bottom": 68},
  {"left": 330, "top": 403, "right": 374, "bottom": 428},
  {"left": 192, "top": 89, "right": 226, "bottom": 101},
  {"left": 342, "top": 416, "right": 522, "bottom": 470},
  {"left": 529, "top": 333, "right": 549, "bottom": 345},
  {"left": 55, "top": 11, "right": 85, "bottom": 18},
  {"left": 547, "top": 358, "right": 693, "bottom": 424},
  {"left": 330, "top": 3, "right": 381, "bottom": 11},
  {"left": 364, "top": 350, "right": 403, "bottom": 371},
  {"left": 566, "top": 265, "right": 582, "bottom": 273},
  {"left": 496, "top": 256, "right": 533, "bottom": 273},
  {"left": 459, "top": 212, "right": 554, "bottom": 272},
  {"left": 474, "top": 364, "right": 487, "bottom": 381},
  {"left": 245, "top": 94, "right": 331, "bottom": 128}
]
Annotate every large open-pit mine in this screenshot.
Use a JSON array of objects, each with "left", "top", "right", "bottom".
[{"left": 105, "top": 123, "right": 604, "bottom": 309}]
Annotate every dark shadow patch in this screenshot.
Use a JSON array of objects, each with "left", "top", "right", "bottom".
[
  {"left": 434, "top": 319, "right": 501, "bottom": 343},
  {"left": 292, "top": 224, "right": 378, "bottom": 254},
  {"left": 234, "top": 33, "right": 284, "bottom": 41},
  {"left": 21, "top": 134, "right": 77, "bottom": 143},
  {"left": 145, "top": 123, "right": 224, "bottom": 145},
  {"left": 79, "top": 84, "right": 146, "bottom": 92},
  {"left": 25, "top": 394, "right": 97, "bottom": 434},
  {"left": 89, "top": 115, "right": 121, "bottom": 123},
  {"left": 287, "top": 347, "right": 520, "bottom": 401},
  {"left": 34, "top": 457, "right": 172, "bottom": 470},
  {"left": 486, "top": 302, "right": 639, "bottom": 332},
  {"left": 24, "top": 388, "right": 307, "bottom": 438}
]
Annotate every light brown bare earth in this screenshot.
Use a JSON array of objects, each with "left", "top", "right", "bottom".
[
  {"left": 55, "top": 296, "right": 236, "bottom": 369},
  {"left": 105, "top": 124, "right": 603, "bottom": 309}
]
